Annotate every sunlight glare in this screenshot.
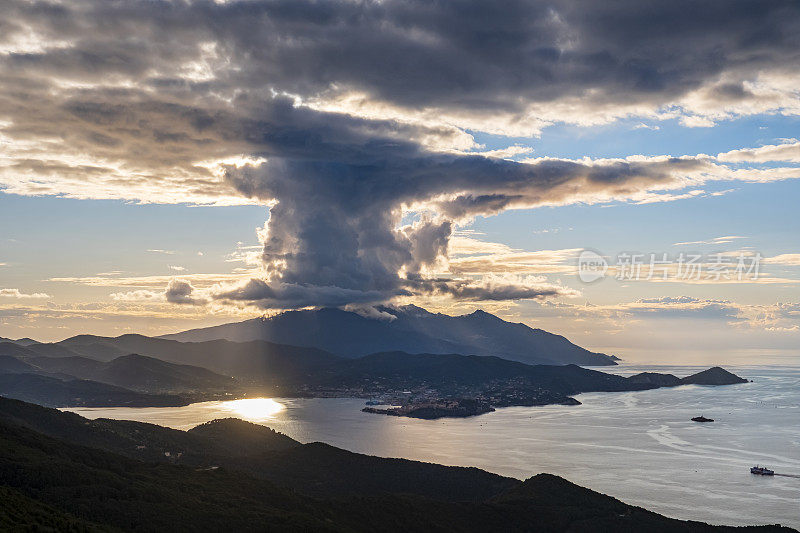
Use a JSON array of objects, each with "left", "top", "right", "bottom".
[{"left": 222, "top": 398, "right": 285, "bottom": 421}]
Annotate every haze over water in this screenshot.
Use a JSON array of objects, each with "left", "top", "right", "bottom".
[{"left": 68, "top": 365, "right": 800, "bottom": 529}]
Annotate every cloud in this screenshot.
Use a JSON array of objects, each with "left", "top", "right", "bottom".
[
  {"left": 673, "top": 235, "right": 746, "bottom": 246},
  {"left": 448, "top": 243, "right": 581, "bottom": 275},
  {"left": 409, "top": 274, "right": 579, "bottom": 302},
  {"left": 0, "top": 288, "right": 50, "bottom": 299},
  {"left": 3, "top": 0, "right": 800, "bottom": 309},
  {"left": 522, "top": 296, "right": 800, "bottom": 332},
  {"left": 108, "top": 279, "right": 208, "bottom": 306},
  {"left": 51, "top": 272, "right": 254, "bottom": 289},
  {"left": 627, "top": 296, "right": 742, "bottom": 320},
  {"left": 718, "top": 140, "right": 800, "bottom": 163},
  {"left": 109, "top": 289, "right": 163, "bottom": 302},
  {"left": 168, "top": 265, "right": 186, "bottom": 272},
  {"left": 763, "top": 254, "right": 800, "bottom": 266},
  {"left": 147, "top": 249, "right": 176, "bottom": 255},
  {"left": 164, "top": 279, "right": 207, "bottom": 305}
]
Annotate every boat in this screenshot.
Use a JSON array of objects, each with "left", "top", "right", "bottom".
[
  {"left": 750, "top": 465, "right": 775, "bottom": 476},
  {"left": 691, "top": 416, "right": 714, "bottom": 422}
]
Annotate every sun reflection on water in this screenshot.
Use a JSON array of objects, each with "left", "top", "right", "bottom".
[{"left": 221, "top": 398, "right": 285, "bottom": 422}]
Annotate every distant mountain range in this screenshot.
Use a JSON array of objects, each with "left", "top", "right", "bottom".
[
  {"left": 161, "top": 306, "right": 619, "bottom": 366},
  {"left": 26, "top": 353, "right": 236, "bottom": 393},
  {"left": 0, "top": 331, "right": 749, "bottom": 411},
  {"left": 0, "top": 307, "right": 748, "bottom": 412},
  {"left": 0, "top": 336, "right": 38, "bottom": 346}
]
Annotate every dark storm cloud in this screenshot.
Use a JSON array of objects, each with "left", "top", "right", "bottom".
[
  {"left": 2, "top": 0, "right": 800, "bottom": 308},
  {"left": 4, "top": 0, "right": 799, "bottom": 117},
  {"left": 221, "top": 135, "right": 712, "bottom": 301}
]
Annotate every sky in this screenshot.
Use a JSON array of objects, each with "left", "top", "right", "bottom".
[{"left": 1, "top": 0, "right": 799, "bottom": 364}]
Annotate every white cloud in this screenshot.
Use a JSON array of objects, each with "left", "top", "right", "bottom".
[
  {"left": 0, "top": 288, "right": 50, "bottom": 299},
  {"left": 51, "top": 271, "right": 256, "bottom": 289},
  {"left": 718, "top": 140, "right": 800, "bottom": 163},
  {"left": 109, "top": 289, "right": 163, "bottom": 302},
  {"left": 673, "top": 235, "right": 746, "bottom": 246},
  {"left": 763, "top": 254, "right": 800, "bottom": 266}
]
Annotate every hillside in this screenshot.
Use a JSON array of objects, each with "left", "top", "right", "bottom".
[
  {"left": 0, "top": 374, "right": 188, "bottom": 408},
  {"left": 28, "top": 353, "right": 236, "bottom": 393},
  {"left": 0, "top": 337, "right": 39, "bottom": 346},
  {"left": 0, "top": 396, "right": 792, "bottom": 532},
  {"left": 51, "top": 334, "right": 342, "bottom": 383},
  {"left": 321, "top": 352, "right": 641, "bottom": 395},
  {"left": 0, "top": 342, "right": 38, "bottom": 358},
  {"left": 161, "top": 306, "right": 618, "bottom": 366},
  {"left": 0, "top": 338, "right": 749, "bottom": 411},
  {"left": 0, "top": 354, "right": 36, "bottom": 374}
]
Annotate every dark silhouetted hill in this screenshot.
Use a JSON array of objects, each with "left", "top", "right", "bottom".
[
  {"left": 0, "top": 354, "right": 36, "bottom": 374},
  {"left": 0, "top": 374, "right": 187, "bottom": 407},
  {"left": 28, "top": 353, "right": 236, "bottom": 393},
  {"left": 323, "top": 352, "right": 646, "bottom": 395},
  {"left": 161, "top": 306, "right": 618, "bottom": 366},
  {"left": 0, "top": 341, "right": 38, "bottom": 358},
  {"left": 681, "top": 367, "right": 749, "bottom": 385},
  {"left": 52, "top": 334, "right": 342, "bottom": 384},
  {"left": 627, "top": 372, "right": 683, "bottom": 387}
]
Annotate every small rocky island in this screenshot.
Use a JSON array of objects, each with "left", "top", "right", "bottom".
[{"left": 680, "top": 366, "right": 749, "bottom": 385}]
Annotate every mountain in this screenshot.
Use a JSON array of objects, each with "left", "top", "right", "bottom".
[
  {"left": 12, "top": 337, "right": 39, "bottom": 346},
  {"left": 50, "top": 334, "right": 342, "bottom": 384},
  {"left": 0, "top": 337, "right": 39, "bottom": 346},
  {"left": 0, "top": 397, "right": 792, "bottom": 532},
  {"left": 27, "top": 353, "right": 237, "bottom": 393},
  {"left": 0, "top": 354, "right": 36, "bottom": 374},
  {"left": 627, "top": 372, "right": 683, "bottom": 387},
  {"left": 0, "top": 341, "right": 38, "bottom": 358},
  {"left": 19, "top": 342, "right": 84, "bottom": 358},
  {"left": 323, "top": 352, "right": 638, "bottom": 394},
  {"left": 162, "top": 306, "right": 618, "bottom": 366},
  {"left": 681, "top": 366, "right": 749, "bottom": 385},
  {"left": 0, "top": 373, "right": 187, "bottom": 407}
]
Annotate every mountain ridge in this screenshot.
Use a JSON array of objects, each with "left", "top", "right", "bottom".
[{"left": 160, "top": 306, "right": 618, "bottom": 366}]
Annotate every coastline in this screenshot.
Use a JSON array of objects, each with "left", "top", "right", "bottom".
[{"left": 62, "top": 364, "right": 800, "bottom": 529}]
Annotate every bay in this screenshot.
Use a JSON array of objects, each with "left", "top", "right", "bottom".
[{"left": 65, "top": 364, "right": 800, "bottom": 529}]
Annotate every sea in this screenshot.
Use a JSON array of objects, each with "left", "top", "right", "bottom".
[{"left": 64, "top": 364, "right": 800, "bottom": 529}]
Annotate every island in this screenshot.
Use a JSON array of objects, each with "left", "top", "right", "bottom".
[
  {"left": 363, "top": 398, "right": 495, "bottom": 419},
  {"left": 680, "top": 367, "right": 749, "bottom": 385},
  {"left": 347, "top": 360, "right": 749, "bottom": 419}
]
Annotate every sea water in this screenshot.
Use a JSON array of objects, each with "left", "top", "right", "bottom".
[{"left": 65, "top": 365, "right": 800, "bottom": 529}]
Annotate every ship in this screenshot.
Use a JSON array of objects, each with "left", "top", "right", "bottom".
[{"left": 750, "top": 465, "right": 774, "bottom": 476}]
